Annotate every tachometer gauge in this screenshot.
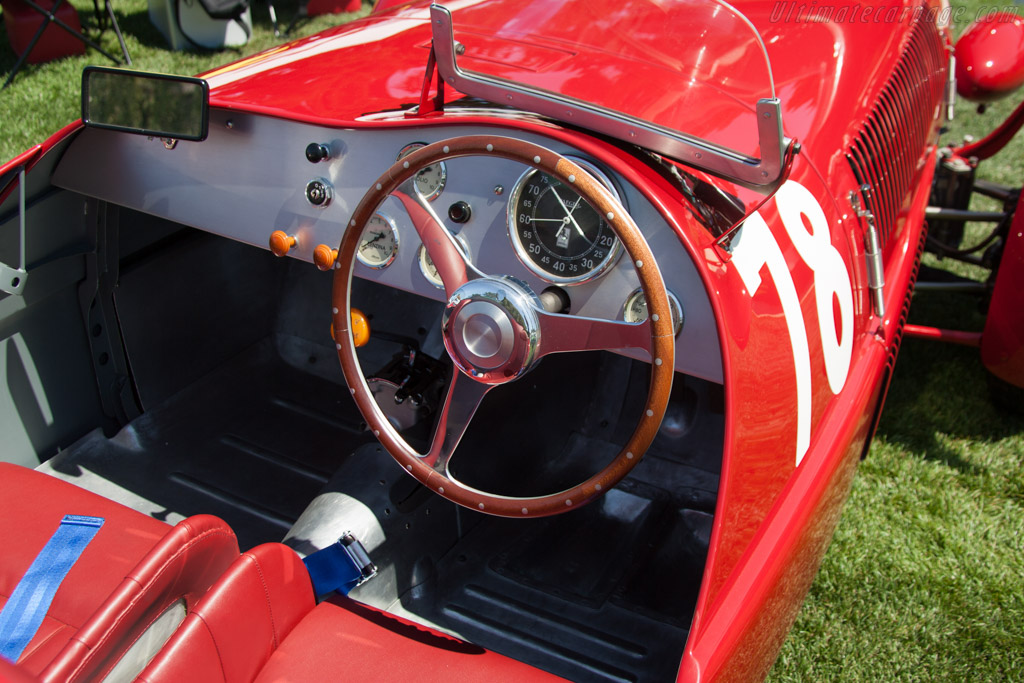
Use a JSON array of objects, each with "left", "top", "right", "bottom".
[
  {"left": 398, "top": 143, "right": 447, "bottom": 201},
  {"left": 508, "top": 158, "right": 623, "bottom": 285},
  {"left": 356, "top": 213, "right": 399, "bottom": 269},
  {"left": 418, "top": 235, "right": 470, "bottom": 289},
  {"left": 623, "top": 287, "right": 684, "bottom": 337}
]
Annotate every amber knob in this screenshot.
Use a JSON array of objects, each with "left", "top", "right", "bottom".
[
  {"left": 350, "top": 308, "right": 370, "bottom": 348},
  {"left": 331, "top": 310, "right": 369, "bottom": 348},
  {"left": 313, "top": 244, "right": 338, "bottom": 271},
  {"left": 269, "top": 230, "right": 296, "bottom": 257}
]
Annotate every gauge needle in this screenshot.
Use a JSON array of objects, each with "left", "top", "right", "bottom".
[
  {"left": 549, "top": 186, "right": 590, "bottom": 242},
  {"left": 361, "top": 231, "right": 386, "bottom": 249}
]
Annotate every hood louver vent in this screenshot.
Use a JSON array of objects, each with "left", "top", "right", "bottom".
[{"left": 847, "top": 16, "right": 946, "bottom": 246}]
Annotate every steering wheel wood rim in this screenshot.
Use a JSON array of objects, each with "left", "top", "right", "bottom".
[{"left": 333, "top": 135, "right": 674, "bottom": 518}]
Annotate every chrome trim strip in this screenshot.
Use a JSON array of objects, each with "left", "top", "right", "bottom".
[
  {"left": 0, "top": 166, "right": 28, "bottom": 296},
  {"left": 429, "top": 3, "right": 789, "bottom": 187}
]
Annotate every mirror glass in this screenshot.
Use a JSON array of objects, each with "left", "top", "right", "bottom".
[{"left": 82, "top": 67, "right": 209, "bottom": 141}]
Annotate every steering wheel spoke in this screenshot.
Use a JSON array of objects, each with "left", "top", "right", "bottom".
[
  {"left": 536, "top": 309, "right": 651, "bottom": 357},
  {"left": 421, "top": 369, "right": 492, "bottom": 473},
  {"left": 393, "top": 181, "right": 477, "bottom": 297}
]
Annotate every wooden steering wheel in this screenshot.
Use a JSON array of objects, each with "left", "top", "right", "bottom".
[{"left": 332, "top": 136, "right": 674, "bottom": 518}]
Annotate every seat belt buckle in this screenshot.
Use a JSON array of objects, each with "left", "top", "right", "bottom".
[
  {"left": 302, "top": 532, "right": 376, "bottom": 597},
  {"left": 339, "top": 533, "right": 377, "bottom": 587}
]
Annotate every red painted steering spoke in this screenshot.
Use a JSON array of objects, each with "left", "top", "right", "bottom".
[
  {"left": 421, "top": 370, "right": 492, "bottom": 473},
  {"left": 393, "top": 184, "right": 473, "bottom": 298},
  {"left": 535, "top": 309, "right": 651, "bottom": 357}
]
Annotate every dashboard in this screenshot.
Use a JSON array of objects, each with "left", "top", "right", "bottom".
[{"left": 52, "top": 109, "right": 723, "bottom": 384}]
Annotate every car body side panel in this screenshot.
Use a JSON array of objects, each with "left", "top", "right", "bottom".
[
  {"left": 685, "top": 145, "right": 936, "bottom": 680},
  {"left": 981, "top": 190, "right": 1024, "bottom": 387}
]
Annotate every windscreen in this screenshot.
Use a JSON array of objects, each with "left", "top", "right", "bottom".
[{"left": 435, "top": 0, "right": 780, "bottom": 181}]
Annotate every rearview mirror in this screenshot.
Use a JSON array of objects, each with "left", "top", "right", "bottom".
[{"left": 82, "top": 67, "right": 209, "bottom": 142}]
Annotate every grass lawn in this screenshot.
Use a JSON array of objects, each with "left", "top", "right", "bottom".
[
  {"left": 0, "top": 0, "right": 368, "bottom": 160},
  {"left": 2, "top": 0, "right": 1022, "bottom": 680}
]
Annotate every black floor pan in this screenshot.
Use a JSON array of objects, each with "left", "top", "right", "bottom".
[{"left": 47, "top": 338, "right": 369, "bottom": 549}]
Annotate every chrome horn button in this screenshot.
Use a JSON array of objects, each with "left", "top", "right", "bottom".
[
  {"left": 442, "top": 277, "right": 541, "bottom": 384},
  {"left": 455, "top": 301, "right": 514, "bottom": 368}
]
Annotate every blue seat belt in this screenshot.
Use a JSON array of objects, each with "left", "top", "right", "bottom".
[
  {"left": 302, "top": 533, "right": 376, "bottom": 597},
  {"left": 0, "top": 515, "right": 104, "bottom": 663}
]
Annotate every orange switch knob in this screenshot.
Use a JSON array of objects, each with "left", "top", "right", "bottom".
[
  {"left": 269, "top": 230, "right": 296, "bottom": 257},
  {"left": 313, "top": 244, "right": 338, "bottom": 271},
  {"left": 350, "top": 308, "right": 370, "bottom": 348}
]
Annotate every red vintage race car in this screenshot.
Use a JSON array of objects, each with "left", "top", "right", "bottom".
[{"left": 0, "top": 0, "right": 1021, "bottom": 681}]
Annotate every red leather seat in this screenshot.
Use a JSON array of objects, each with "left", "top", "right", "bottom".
[
  {"left": 139, "top": 543, "right": 566, "bottom": 682},
  {"left": 0, "top": 463, "right": 238, "bottom": 682}
]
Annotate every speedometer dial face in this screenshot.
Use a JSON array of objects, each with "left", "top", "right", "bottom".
[
  {"left": 398, "top": 143, "right": 446, "bottom": 201},
  {"left": 356, "top": 213, "right": 399, "bottom": 269},
  {"left": 507, "top": 159, "right": 623, "bottom": 285}
]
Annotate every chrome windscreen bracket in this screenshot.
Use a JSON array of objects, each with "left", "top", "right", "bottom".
[
  {"left": 0, "top": 166, "right": 28, "bottom": 296},
  {"left": 850, "top": 185, "right": 886, "bottom": 317},
  {"left": 429, "top": 3, "right": 790, "bottom": 187}
]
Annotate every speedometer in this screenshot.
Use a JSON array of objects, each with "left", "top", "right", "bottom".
[{"left": 507, "top": 158, "right": 623, "bottom": 285}]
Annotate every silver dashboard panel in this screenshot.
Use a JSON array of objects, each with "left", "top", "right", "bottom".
[{"left": 53, "top": 110, "right": 723, "bottom": 384}]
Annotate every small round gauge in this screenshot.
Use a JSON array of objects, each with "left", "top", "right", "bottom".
[
  {"left": 418, "top": 235, "right": 470, "bottom": 289},
  {"left": 356, "top": 213, "right": 399, "bottom": 269},
  {"left": 623, "top": 288, "right": 684, "bottom": 337},
  {"left": 508, "top": 158, "right": 623, "bottom": 285},
  {"left": 398, "top": 143, "right": 447, "bottom": 201}
]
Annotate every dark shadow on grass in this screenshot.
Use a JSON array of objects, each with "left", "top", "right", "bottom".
[
  {"left": 874, "top": 289, "right": 1024, "bottom": 478},
  {"left": 107, "top": 8, "right": 169, "bottom": 50}
]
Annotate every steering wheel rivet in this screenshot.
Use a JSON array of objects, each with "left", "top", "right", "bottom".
[
  {"left": 376, "top": 183, "right": 382, "bottom": 190},
  {"left": 333, "top": 307, "right": 339, "bottom": 314},
  {"left": 486, "top": 144, "right": 493, "bottom": 152},
  {"left": 533, "top": 156, "right": 541, "bottom": 163},
  {"left": 443, "top": 145, "right": 450, "bottom": 153},
  {"left": 627, "top": 452, "right": 634, "bottom": 460},
  {"left": 403, "top": 161, "right": 410, "bottom": 169},
  {"left": 374, "top": 430, "right": 380, "bottom": 436},
  {"left": 566, "top": 499, "right": 573, "bottom": 506},
  {"left": 568, "top": 175, "right": 575, "bottom": 183},
  {"left": 646, "top": 409, "right": 654, "bottom": 417},
  {"left": 439, "top": 486, "right": 444, "bottom": 493},
  {"left": 652, "top": 314, "right": 660, "bottom": 322},
  {"left": 606, "top": 212, "right": 614, "bottom": 220},
  {"left": 478, "top": 503, "right": 485, "bottom": 510},
  {"left": 655, "top": 358, "right": 662, "bottom": 365},
  {"left": 595, "top": 484, "right": 602, "bottom": 491},
  {"left": 636, "top": 260, "right": 644, "bottom": 268}
]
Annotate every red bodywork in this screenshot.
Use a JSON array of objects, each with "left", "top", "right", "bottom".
[
  {"left": 0, "top": 0, "right": 984, "bottom": 680},
  {"left": 955, "top": 12, "right": 1024, "bottom": 102},
  {"left": 981, "top": 191, "right": 1024, "bottom": 386},
  {"left": 209, "top": 1, "right": 947, "bottom": 673}
]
